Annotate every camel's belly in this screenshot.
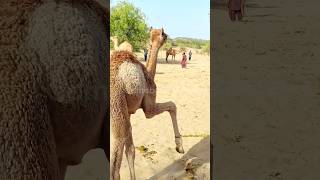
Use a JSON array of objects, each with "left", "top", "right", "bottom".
[
  {"left": 127, "top": 95, "right": 143, "bottom": 114},
  {"left": 48, "top": 100, "right": 106, "bottom": 165}
]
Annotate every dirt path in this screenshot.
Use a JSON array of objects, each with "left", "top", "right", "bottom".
[{"left": 213, "top": 0, "right": 320, "bottom": 179}]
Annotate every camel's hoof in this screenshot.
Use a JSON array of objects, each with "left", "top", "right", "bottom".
[
  {"left": 175, "top": 137, "right": 184, "bottom": 153},
  {"left": 176, "top": 146, "right": 185, "bottom": 154}
]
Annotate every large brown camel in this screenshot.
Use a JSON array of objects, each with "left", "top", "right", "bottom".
[
  {"left": 165, "top": 47, "right": 183, "bottom": 62},
  {"left": 0, "top": 0, "right": 109, "bottom": 179},
  {"left": 111, "top": 36, "right": 133, "bottom": 52},
  {"left": 110, "top": 28, "right": 184, "bottom": 180}
]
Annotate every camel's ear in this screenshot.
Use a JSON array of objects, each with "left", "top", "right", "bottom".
[
  {"left": 161, "top": 27, "right": 164, "bottom": 33},
  {"left": 150, "top": 26, "right": 153, "bottom": 31}
]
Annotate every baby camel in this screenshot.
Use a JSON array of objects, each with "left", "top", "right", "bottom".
[{"left": 110, "top": 28, "right": 184, "bottom": 180}]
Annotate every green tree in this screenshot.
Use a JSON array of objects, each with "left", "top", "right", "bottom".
[{"left": 110, "top": 1, "right": 149, "bottom": 52}]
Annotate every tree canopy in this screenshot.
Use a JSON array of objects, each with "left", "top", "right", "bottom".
[{"left": 110, "top": 1, "right": 149, "bottom": 51}]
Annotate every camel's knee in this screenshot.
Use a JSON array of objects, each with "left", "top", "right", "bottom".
[
  {"left": 168, "top": 101, "right": 177, "bottom": 111},
  {"left": 125, "top": 143, "right": 135, "bottom": 157},
  {"left": 111, "top": 137, "right": 126, "bottom": 158}
]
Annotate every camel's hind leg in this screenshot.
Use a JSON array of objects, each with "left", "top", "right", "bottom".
[
  {"left": 0, "top": 62, "right": 60, "bottom": 180},
  {"left": 110, "top": 92, "right": 135, "bottom": 180},
  {"left": 110, "top": 135, "right": 125, "bottom": 180},
  {"left": 125, "top": 121, "right": 136, "bottom": 180},
  {"left": 143, "top": 101, "right": 185, "bottom": 153}
]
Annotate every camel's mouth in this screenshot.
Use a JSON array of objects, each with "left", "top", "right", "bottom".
[{"left": 162, "top": 32, "right": 167, "bottom": 41}]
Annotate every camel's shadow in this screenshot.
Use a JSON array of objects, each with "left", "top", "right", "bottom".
[{"left": 148, "top": 136, "right": 210, "bottom": 180}]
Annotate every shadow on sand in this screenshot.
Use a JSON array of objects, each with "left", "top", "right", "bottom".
[{"left": 148, "top": 136, "right": 210, "bottom": 180}]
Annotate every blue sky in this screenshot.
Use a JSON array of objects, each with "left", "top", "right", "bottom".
[{"left": 110, "top": 0, "right": 210, "bottom": 40}]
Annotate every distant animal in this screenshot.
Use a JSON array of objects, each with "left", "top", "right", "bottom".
[{"left": 165, "top": 47, "right": 183, "bottom": 62}]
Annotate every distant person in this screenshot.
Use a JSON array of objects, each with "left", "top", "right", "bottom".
[
  {"left": 144, "top": 48, "right": 148, "bottom": 61},
  {"left": 228, "top": 0, "right": 245, "bottom": 21},
  {"left": 188, "top": 50, "right": 192, "bottom": 61},
  {"left": 181, "top": 52, "right": 187, "bottom": 68}
]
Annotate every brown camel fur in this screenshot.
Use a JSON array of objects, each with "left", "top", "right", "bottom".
[
  {"left": 0, "top": 0, "right": 109, "bottom": 179},
  {"left": 110, "top": 28, "right": 185, "bottom": 180},
  {"left": 165, "top": 47, "right": 183, "bottom": 62},
  {"left": 111, "top": 36, "right": 133, "bottom": 52}
]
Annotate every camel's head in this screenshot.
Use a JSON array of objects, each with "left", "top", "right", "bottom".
[
  {"left": 228, "top": 0, "right": 245, "bottom": 21},
  {"left": 149, "top": 27, "right": 167, "bottom": 48}
]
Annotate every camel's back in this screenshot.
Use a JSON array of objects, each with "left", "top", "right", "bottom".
[
  {"left": 111, "top": 51, "right": 148, "bottom": 95},
  {"left": 110, "top": 50, "right": 156, "bottom": 114},
  {"left": 110, "top": 51, "right": 156, "bottom": 94}
]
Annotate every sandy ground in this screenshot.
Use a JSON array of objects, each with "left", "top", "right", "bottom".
[
  {"left": 65, "top": 49, "right": 210, "bottom": 179},
  {"left": 213, "top": 0, "right": 320, "bottom": 179}
]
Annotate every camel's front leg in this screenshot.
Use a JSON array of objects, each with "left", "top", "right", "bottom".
[{"left": 143, "top": 101, "right": 185, "bottom": 153}]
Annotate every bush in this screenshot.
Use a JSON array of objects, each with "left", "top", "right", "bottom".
[
  {"left": 174, "top": 38, "right": 209, "bottom": 50},
  {"left": 201, "top": 42, "right": 210, "bottom": 55}
]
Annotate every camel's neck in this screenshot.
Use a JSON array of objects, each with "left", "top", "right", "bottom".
[{"left": 146, "top": 46, "right": 160, "bottom": 79}]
